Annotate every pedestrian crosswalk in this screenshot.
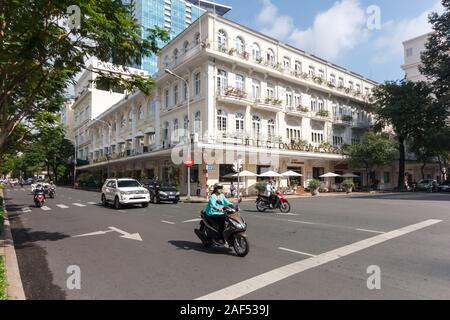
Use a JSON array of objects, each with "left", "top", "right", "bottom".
[{"left": 18, "top": 201, "right": 100, "bottom": 212}]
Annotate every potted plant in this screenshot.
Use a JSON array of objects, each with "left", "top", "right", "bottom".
[
  {"left": 308, "top": 179, "right": 321, "bottom": 196},
  {"left": 342, "top": 115, "right": 353, "bottom": 122},
  {"left": 255, "top": 181, "right": 267, "bottom": 194},
  {"left": 342, "top": 179, "right": 355, "bottom": 194}
]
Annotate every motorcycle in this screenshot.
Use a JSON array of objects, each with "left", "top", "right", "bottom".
[
  {"left": 256, "top": 191, "right": 291, "bottom": 213},
  {"left": 48, "top": 187, "right": 56, "bottom": 199},
  {"left": 34, "top": 191, "right": 46, "bottom": 208},
  {"left": 194, "top": 205, "right": 249, "bottom": 257}
]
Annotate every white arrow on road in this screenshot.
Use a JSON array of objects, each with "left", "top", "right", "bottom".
[
  {"left": 72, "top": 226, "right": 142, "bottom": 241},
  {"left": 108, "top": 226, "right": 143, "bottom": 241}
]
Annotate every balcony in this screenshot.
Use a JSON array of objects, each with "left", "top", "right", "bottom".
[
  {"left": 310, "top": 110, "right": 331, "bottom": 122},
  {"left": 351, "top": 120, "right": 371, "bottom": 129},
  {"left": 206, "top": 40, "right": 374, "bottom": 103},
  {"left": 216, "top": 87, "right": 252, "bottom": 106},
  {"left": 286, "top": 105, "right": 310, "bottom": 118},
  {"left": 333, "top": 115, "right": 353, "bottom": 126},
  {"left": 253, "top": 97, "right": 284, "bottom": 112}
]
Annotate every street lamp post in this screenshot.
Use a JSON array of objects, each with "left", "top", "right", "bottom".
[
  {"left": 73, "top": 135, "right": 77, "bottom": 189},
  {"left": 92, "top": 117, "right": 112, "bottom": 178},
  {"left": 165, "top": 69, "right": 191, "bottom": 200}
]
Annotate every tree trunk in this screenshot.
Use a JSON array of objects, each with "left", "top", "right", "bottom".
[{"left": 398, "top": 137, "right": 406, "bottom": 191}]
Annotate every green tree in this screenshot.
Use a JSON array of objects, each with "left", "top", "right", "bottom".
[
  {"left": 343, "top": 132, "right": 397, "bottom": 188},
  {"left": 0, "top": 0, "right": 169, "bottom": 153},
  {"left": 371, "top": 80, "right": 445, "bottom": 190},
  {"left": 420, "top": 0, "right": 450, "bottom": 110}
]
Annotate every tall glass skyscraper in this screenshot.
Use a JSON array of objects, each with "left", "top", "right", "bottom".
[{"left": 131, "top": 0, "right": 231, "bottom": 75}]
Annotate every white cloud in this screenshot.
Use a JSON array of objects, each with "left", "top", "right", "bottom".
[
  {"left": 289, "top": 0, "right": 367, "bottom": 60},
  {"left": 370, "top": 1, "right": 444, "bottom": 64},
  {"left": 256, "top": 0, "right": 294, "bottom": 40}
]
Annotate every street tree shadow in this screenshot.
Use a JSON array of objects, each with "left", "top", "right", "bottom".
[
  {"left": 168, "top": 240, "right": 236, "bottom": 256},
  {"left": 12, "top": 228, "right": 71, "bottom": 249},
  {"left": 349, "top": 193, "right": 450, "bottom": 202}
]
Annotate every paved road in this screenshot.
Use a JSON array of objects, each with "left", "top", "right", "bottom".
[{"left": 3, "top": 186, "right": 450, "bottom": 299}]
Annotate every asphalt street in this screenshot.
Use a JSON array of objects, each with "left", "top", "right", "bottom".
[{"left": 3, "top": 186, "right": 450, "bottom": 300}]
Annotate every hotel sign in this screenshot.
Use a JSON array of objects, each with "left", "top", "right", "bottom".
[
  {"left": 278, "top": 142, "right": 343, "bottom": 155},
  {"left": 95, "top": 61, "right": 146, "bottom": 76}
]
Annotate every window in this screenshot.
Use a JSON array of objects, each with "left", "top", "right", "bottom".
[
  {"left": 338, "top": 77, "right": 344, "bottom": 87},
  {"left": 128, "top": 111, "right": 132, "bottom": 126},
  {"left": 121, "top": 115, "right": 126, "bottom": 128},
  {"left": 313, "top": 167, "right": 325, "bottom": 181},
  {"left": 252, "top": 115, "right": 261, "bottom": 136},
  {"left": 333, "top": 136, "right": 344, "bottom": 146},
  {"left": 318, "top": 98, "right": 324, "bottom": 111},
  {"left": 285, "top": 91, "right": 293, "bottom": 107},
  {"left": 194, "top": 111, "right": 201, "bottom": 133},
  {"left": 406, "top": 48, "right": 413, "bottom": 57},
  {"left": 217, "top": 69, "right": 228, "bottom": 95},
  {"left": 148, "top": 100, "right": 156, "bottom": 117},
  {"left": 184, "top": 115, "right": 188, "bottom": 131},
  {"left": 266, "top": 49, "right": 275, "bottom": 66},
  {"left": 164, "top": 56, "right": 169, "bottom": 68},
  {"left": 235, "top": 74, "right": 245, "bottom": 90},
  {"left": 252, "top": 79, "right": 261, "bottom": 100},
  {"left": 283, "top": 57, "right": 291, "bottom": 71},
  {"left": 183, "top": 81, "right": 188, "bottom": 100},
  {"left": 217, "top": 109, "right": 227, "bottom": 132},
  {"left": 194, "top": 32, "right": 200, "bottom": 45},
  {"left": 295, "top": 61, "right": 302, "bottom": 74},
  {"left": 235, "top": 113, "right": 244, "bottom": 132},
  {"left": 163, "top": 122, "right": 169, "bottom": 140},
  {"left": 356, "top": 84, "right": 361, "bottom": 93},
  {"left": 183, "top": 41, "right": 189, "bottom": 54},
  {"left": 138, "top": 105, "right": 144, "bottom": 120},
  {"left": 173, "top": 119, "right": 179, "bottom": 140},
  {"left": 268, "top": 119, "right": 275, "bottom": 138},
  {"left": 194, "top": 72, "right": 201, "bottom": 96},
  {"left": 311, "top": 131, "right": 324, "bottom": 143},
  {"left": 252, "top": 43, "right": 260, "bottom": 61},
  {"left": 218, "top": 30, "right": 227, "bottom": 49},
  {"left": 318, "top": 69, "right": 325, "bottom": 79},
  {"left": 235, "top": 36, "right": 245, "bottom": 54},
  {"left": 173, "top": 84, "right": 178, "bottom": 105},
  {"left": 310, "top": 97, "right": 317, "bottom": 112},
  {"left": 330, "top": 74, "right": 336, "bottom": 84},
  {"left": 349, "top": 81, "right": 354, "bottom": 90},
  {"left": 352, "top": 135, "right": 361, "bottom": 144},
  {"left": 164, "top": 89, "right": 169, "bottom": 108},
  {"left": 173, "top": 48, "right": 178, "bottom": 63},
  {"left": 294, "top": 93, "right": 301, "bottom": 107},
  {"left": 266, "top": 84, "right": 274, "bottom": 98},
  {"left": 309, "top": 66, "right": 315, "bottom": 77}
]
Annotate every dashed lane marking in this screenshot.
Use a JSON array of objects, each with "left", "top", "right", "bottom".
[
  {"left": 72, "top": 203, "right": 86, "bottom": 207},
  {"left": 182, "top": 218, "right": 202, "bottom": 223},
  {"left": 161, "top": 220, "right": 176, "bottom": 225},
  {"left": 355, "top": 228, "right": 385, "bottom": 234},
  {"left": 56, "top": 204, "right": 69, "bottom": 209},
  {"left": 41, "top": 206, "right": 51, "bottom": 211},
  {"left": 278, "top": 247, "right": 317, "bottom": 257}
]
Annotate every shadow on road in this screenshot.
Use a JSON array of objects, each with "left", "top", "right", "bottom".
[
  {"left": 168, "top": 240, "right": 236, "bottom": 256},
  {"left": 349, "top": 193, "right": 450, "bottom": 202}
]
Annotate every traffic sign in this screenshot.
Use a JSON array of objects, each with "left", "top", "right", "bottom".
[
  {"left": 207, "top": 165, "right": 215, "bottom": 171},
  {"left": 185, "top": 157, "right": 193, "bottom": 167}
]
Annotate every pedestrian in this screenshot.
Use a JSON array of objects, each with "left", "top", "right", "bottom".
[
  {"left": 196, "top": 182, "right": 201, "bottom": 197},
  {"left": 230, "top": 181, "right": 236, "bottom": 197}
]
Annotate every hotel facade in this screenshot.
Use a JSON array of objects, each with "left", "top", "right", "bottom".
[{"left": 76, "top": 12, "right": 398, "bottom": 196}]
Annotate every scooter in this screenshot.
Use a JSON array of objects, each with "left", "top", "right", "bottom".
[
  {"left": 34, "top": 191, "right": 46, "bottom": 208},
  {"left": 195, "top": 205, "right": 249, "bottom": 257},
  {"left": 49, "top": 187, "right": 56, "bottom": 199},
  {"left": 256, "top": 191, "right": 291, "bottom": 213}
]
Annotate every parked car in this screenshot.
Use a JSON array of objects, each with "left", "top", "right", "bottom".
[
  {"left": 438, "top": 181, "right": 450, "bottom": 193},
  {"left": 417, "top": 179, "right": 439, "bottom": 192},
  {"left": 141, "top": 179, "right": 180, "bottom": 204},
  {"left": 101, "top": 178, "right": 150, "bottom": 209}
]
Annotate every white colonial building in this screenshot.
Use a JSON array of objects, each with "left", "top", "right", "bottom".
[{"left": 77, "top": 12, "right": 387, "bottom": 195}]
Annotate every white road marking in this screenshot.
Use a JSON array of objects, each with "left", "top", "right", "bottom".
[
  {"left": 276, "top": 212, "right": 299, "bottom": 216},
  {"left": 73, "top": 230, "right": 114, "bottom": 237},
  {"left": 182, "top": 218, "right": 202, "bottom": 223},
  {"left": 161, "top": 220, "right": 176, "bottom": 225},
  {"left": 118, "top": 210, "right": 126, "bottom": 213},
  {"left": 41, "top": 206, "right": 51, "bottom": 211},
  {"left": 287, "top": 219, "right": 316, "bottom": 225},
  {"left": 196, "top": 219, "right": 442, "bottom": 300},
  {"left": 278, "top": 247, "right": 317, "bottom": 257},
  {"left": 87, "top": 202, "right": 97, "bottom": 205},
  {"left": 355, "top": 228, "right": 385, "bottom": 234},
  {"left": 22, "top": 207, "right": 32, "bottom": 213},
  {"left": 72, "top": 203, "right": 86, "bottom": 207},
  {"left": 56, "top": 204, "right": 69, "bottom": 209}
]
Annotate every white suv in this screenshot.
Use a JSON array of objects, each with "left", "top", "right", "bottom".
[{"left": 101, "top": 178, "right": 150, "bottom": 209}]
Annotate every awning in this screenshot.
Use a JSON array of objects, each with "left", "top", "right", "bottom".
[
  {"left": 126, "top": 136, "right": 133, "bottom": 141},
  {"left": 117, "top": 139, "right": 125, "bottom": 145},
  {"left": 135, "top": 131, "right": 144, "bottom": 138},
  {"left": 144, "top": 127, "right": 156, "bottom": 134}
]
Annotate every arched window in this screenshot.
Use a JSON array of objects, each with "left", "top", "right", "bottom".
[
  {"left": 173, "top": 118, "right": 179, "bottom": 140},
  {"left": 194, "top": 32, "right": 200, "bottom": 45},
  {"left": 121, "top": 115, "right": 126, "bottom": 128},
  {"left": 218, "top": 29, "right": 227, "bottom": 49},
  {"left": 283, "top": 57, "right": 291, "bottom": 71},
  {"left": 266, "top": 49, "right": 275, "bottom": 66},
  {"left": 173, "top": 84, "right": 178, "bottom": 105},
  {"left": 194, "top": 111, "right": 201, "bottom": 133},
  {"left": 235, "top": 36, "right": 245, "bottom": 54},
  {"left": 138, "top": 105, "right": 144, "bottom": 120},
  {"left": 268, "top": 119, "right": 275, "bottom": 138},
  {"left": 164, "top": 55, "right": 169, "bottom": 68},
  {"left": 252, "top": 43, "right": 261, "bottom": 61},
  {"left": 252, "top": 115, "right": 261, "bottom": 136},
  {"left": 217, "top": 69, "right": 228, "bottom": 94},
  {"left": 217, "top": 109, "right": 227, "bottom": 132},
  {"left": 173, "top": 48, "right": 179, "bottom": 63},
  {"left": 183, "top": 41, "right": 189, "bottom": 54},
  {"left": 235, "top": 112, "right": 244, "bottom": 132},
  {"left": 295, "top": 61, "right": 302, "bottom": 74}
]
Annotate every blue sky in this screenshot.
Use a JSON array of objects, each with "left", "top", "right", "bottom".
[{"left": 216, "top": 0, "right": 444, "bottom": 83}]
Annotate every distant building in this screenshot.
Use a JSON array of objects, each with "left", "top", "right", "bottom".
[{"left": 401, "top": 32, "right": 433, "bottom": 82}]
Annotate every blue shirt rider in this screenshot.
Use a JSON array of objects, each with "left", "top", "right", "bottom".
[{"left": 204, "top": 183, "right": 233, "bottom": 237}]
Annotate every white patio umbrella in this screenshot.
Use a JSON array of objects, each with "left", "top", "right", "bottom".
[
  {"left": 281, "top": 171, "right": 303, "bottom": 190},
  {"left": 231, "top": 170, "right": 258, "bottom": 197},
  {"left": 341, "top": 173, "right": 360, "bottom": 178},
  {"left": 319, "top": 172, "right": 342, "bottom": 190}
]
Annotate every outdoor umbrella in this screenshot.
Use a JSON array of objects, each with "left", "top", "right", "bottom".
[
  {"left": 281, "top": 171, "right": 304, "bottom": 190},
  {"left": 231, "top": 170, "right": 258, "bottom": 197},
  {"left": 341, "top": 173, "right": 360, "bottom": 178},
  {"left": 258, "top": 170, "right": 283, "bottom": 178},
  {"left": 319, "top": 172, "right": 342, "bottom": 190}
]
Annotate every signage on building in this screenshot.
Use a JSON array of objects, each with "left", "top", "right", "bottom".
[
  {"left": 334, "top": 164, "right": 349, "bottom": 170},
  {"left": 185, "top": 157, "right": 193, "bottom": 167},
  {"left": 207, "top": 165, "right": 215, "bottom": 171},
  {"left": 278, "top": 142, "right": 343, "bottom": 155},
  {"left": 95, "top": 61, "right": 146, "bottom": 76}
]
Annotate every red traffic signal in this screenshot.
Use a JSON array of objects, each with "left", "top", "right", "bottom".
[{"left": 185, "top": 157, "right": 193, "bottom": 167}]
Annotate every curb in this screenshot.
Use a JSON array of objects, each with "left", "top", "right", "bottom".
[{"left": 0, "top": 189, "right": 26, "bottom": 300}]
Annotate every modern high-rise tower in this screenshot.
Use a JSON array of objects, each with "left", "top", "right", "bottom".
[{"left": 131, "top": 0, "right": 231, "bottom": 75}]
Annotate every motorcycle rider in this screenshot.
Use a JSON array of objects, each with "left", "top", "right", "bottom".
[
  {"left": 204, "top": 183, "right": 233, "bottom": 242},
  {"left": 265, "top": 179, "right": 277, "bottom": 209}
]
